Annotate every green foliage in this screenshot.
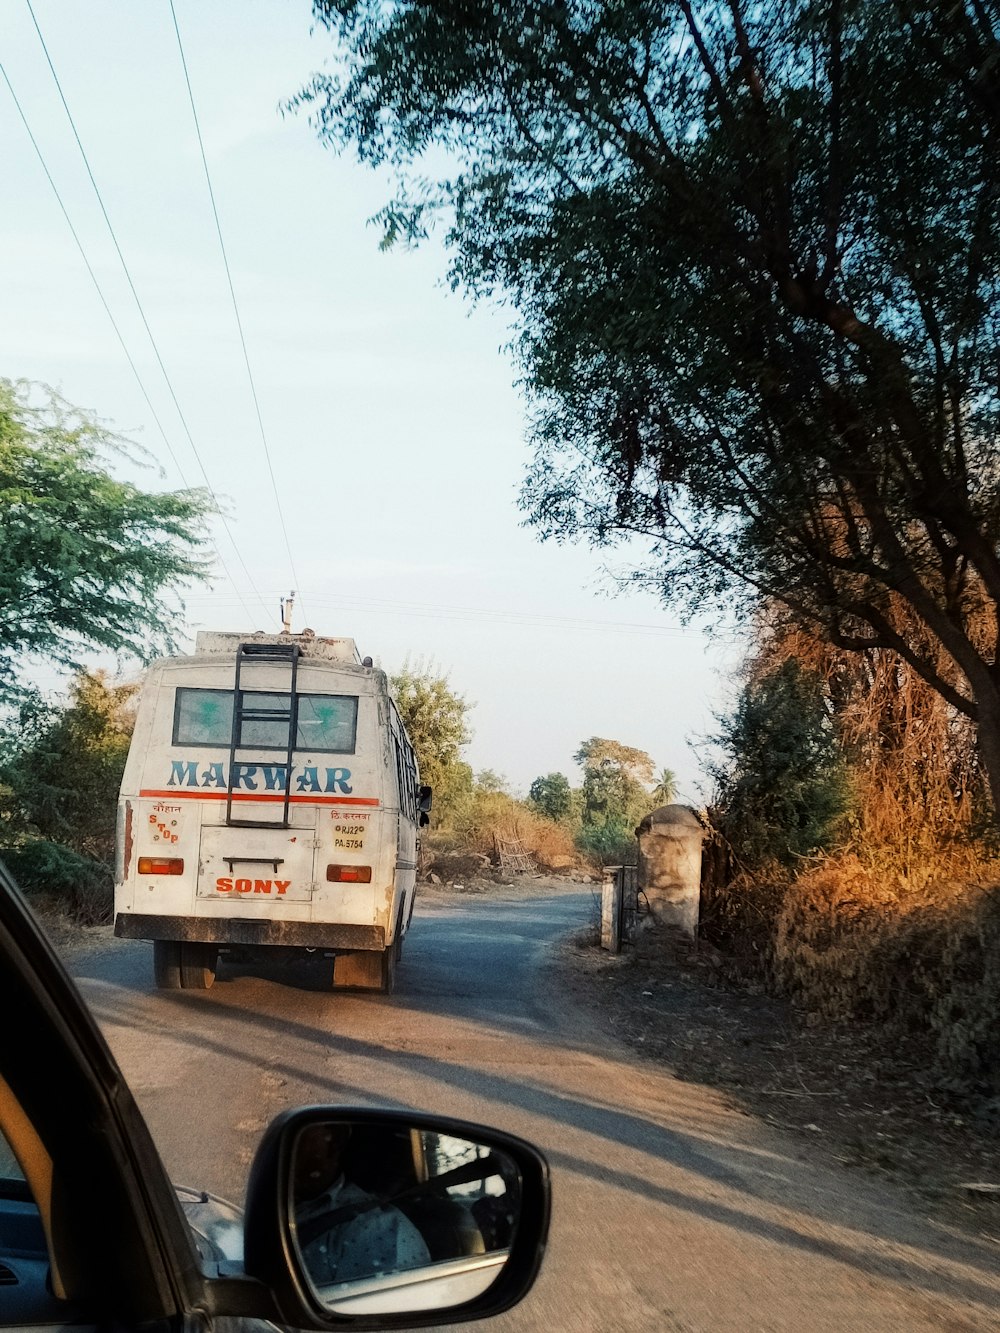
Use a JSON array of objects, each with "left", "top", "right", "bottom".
[
  {"left": 0, "top": 670, "right": 137, "bottom": 863},
  {"left": 0, "top": 671, "right": 137, "bottom": 858},
  {"left": 711, "top": 660, "right": 852, "bottom": 868},
  {"left": 575, "top": 820, "right": 637, "bottom": 867},
  {"left": 0, "top": 669, "right": 137, "bottom": 923},
  {"left": 574, "top": 736, "right": 655, "bottom": 831},
  {"left": 528, "top": 771, "right": 572, "bottom": 822},
  {"left": 0, "top": 380, "right": 211, "bottom": 701},
  {"left": 299, "top": 1, "right": 1000, "bottom": 814},
  {"left": 389, "top": 661, "right": 472, "bottom": 824},
  {"left": 0, "top": 840, "right": 111, "bottom": 925}
]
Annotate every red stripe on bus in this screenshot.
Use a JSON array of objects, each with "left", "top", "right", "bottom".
[{"left": 139, "top": 789, "right": 380, "bottom": 806}]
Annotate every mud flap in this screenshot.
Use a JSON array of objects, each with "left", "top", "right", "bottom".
[{"left": 333, "top": 948, "right": 395, "bottom": 994}]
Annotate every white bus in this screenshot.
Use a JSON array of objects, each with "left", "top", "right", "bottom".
[{"left": 113, "top": 631, "right": 430, "bottom": 993}]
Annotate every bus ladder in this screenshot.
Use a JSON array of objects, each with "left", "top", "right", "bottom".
[{"left": 225, "top": 641, "right": 301, "bottom": 829}]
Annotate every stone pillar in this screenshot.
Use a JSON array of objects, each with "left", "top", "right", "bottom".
[
  {"left": 635, "top": 805, "right": 704, "bottom": 940},
  {"left": 600, "top": 866, "right": 623, "bottom": 953}
]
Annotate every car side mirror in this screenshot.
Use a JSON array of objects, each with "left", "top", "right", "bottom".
[{"left": 243, "top": 1107, "right": 550, "bottom": 1328}]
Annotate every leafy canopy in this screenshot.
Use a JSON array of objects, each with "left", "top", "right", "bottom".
[
  {"left": 0, "top": 380, "right": 211, "bottom": 700},
  {"left": 0, "top": 670, "right": 137, "bottom": 864},
  {"left": 574, "top": 735, "right": 655, "bottom": 829},
  {"left": 528, "top": 771, "right": 573, "bottom": 822},
  {"left": 651, "top": 767, "right": 677, "bottom": 806},
  {"left": 0, "top": 669, "right": 140, "bottom": 922},
  {"left": 297, "top": 2, "right": 1000, "bottom": 811}
]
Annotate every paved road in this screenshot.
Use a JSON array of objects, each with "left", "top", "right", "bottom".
[{"left": 72, "top": 885, "right": 1000, "bottom": 1331}]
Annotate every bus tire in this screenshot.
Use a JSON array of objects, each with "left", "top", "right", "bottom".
[
  {"left": 180, "top": 942, "right": 218, "bottom": 990},
  {"left": 153, "top": 940, "right": 182, "bottom": 990}
]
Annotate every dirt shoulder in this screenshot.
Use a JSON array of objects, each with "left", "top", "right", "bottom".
[
  {"left": 553, "top": 911, "right": 1000, "bottom": 1243},
  {"left": 30, "top": 898, "right": 113, "bottom": 960}
]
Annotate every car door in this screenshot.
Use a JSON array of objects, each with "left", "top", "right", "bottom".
[{"left": 0, "top": 859, "right": 209, "bottom": 1329}]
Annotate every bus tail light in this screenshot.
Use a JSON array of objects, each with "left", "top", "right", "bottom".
[
  {"left": 137, "top": 857, "right": 185, "bottom": 875},
  {"left": 326, "top": 865, "right": 372, "bottom": 884}
]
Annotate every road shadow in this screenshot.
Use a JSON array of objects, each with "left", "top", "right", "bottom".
[
  {"left": 82, "top": 979, "right": 1000, "bottom": 1316},
  {"left": 74, "top": 887, "right": 1000, "bottom": 1314}
]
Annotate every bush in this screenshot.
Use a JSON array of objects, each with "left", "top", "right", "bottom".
[
  {"left": 0, "top": 840, "right": 111, "bottom": 925},
  {"left": 710, "top": 659, "right": 852, "bottom": 868},
  {"left": 575, "top": 820, "right": 637, "bottom": 866},
  {"left": 775, "top": 857, "right": 1000, "bottom": 1093},
  {"left": 450, "top": 786, "right": 580, "bottom": 872}
]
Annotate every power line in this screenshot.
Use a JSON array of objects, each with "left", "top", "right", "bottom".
[
  {"left": 24, "top": 0, "right": 272, "bottom": 625},
  {"left": 0, "top": 64, "right": 183, "bottom": 481},
  {"left": 184, "top": 588, "right": 705, "bottom": 637},
  {"left": 0, "top": 54, "right": 257, "bottom": 624},
  {"left": 168, "top": 0, "right": 308, "bottom": 624}
]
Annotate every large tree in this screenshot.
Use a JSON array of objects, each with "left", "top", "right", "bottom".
[
  {"left": 574, "top": 736, "right": 654, "bottom": 828},
  {"left": 0, "top": 380, "right": 211, "bottom": 698},
  {"left": 389, "top": 660, "right": 472, "bottom": 802},
  {"left": 528, "top": 771, "right": 573, "bottom": 821},
  {"left": 297, "top": 2, "right": 1000, "bottom": 811}
]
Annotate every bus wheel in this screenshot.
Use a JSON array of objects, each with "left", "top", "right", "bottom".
[
  {"left": 180, "top": 942, "right": 218, "bottom": 990},
  {"left": 153, "top": 940, "right": 182, "bottom": 989}
]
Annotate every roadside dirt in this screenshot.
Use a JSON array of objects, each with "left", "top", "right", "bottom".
[{"left": 552, "top": 906, "right": 1000, "bottom": 1244}]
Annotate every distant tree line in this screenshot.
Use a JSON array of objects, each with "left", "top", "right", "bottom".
[{"left": 388, "top": 662, "right": 677, "bottom": 864}]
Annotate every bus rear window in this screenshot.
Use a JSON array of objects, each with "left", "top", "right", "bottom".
[
  {"left": 174, "top": 688, "right": 233, "bottom": 745},
  {"left": 296, "top": 694, "right": 358, "bottom": 752},
  {"left": 173, "top": 688, "right": 358, "bottom": 752}
]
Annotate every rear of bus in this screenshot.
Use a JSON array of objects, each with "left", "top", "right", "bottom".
[{"left": 113, "top": 632, "right": 415, "bottom": 992}]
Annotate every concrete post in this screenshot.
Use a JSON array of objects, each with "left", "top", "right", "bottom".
[
  {"left": 600, "top": 867, "right": 623, "bottom": 953},
  {"left": 635, "top": 806, "right": 704, "bottom": 941}
]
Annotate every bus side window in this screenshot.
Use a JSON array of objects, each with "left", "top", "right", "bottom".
[
  {"left": 404, "top": 744, "right": 418, "bottom": 821},
  {"left": 392, "top": 737, "right": 406, "bottom": 818}
]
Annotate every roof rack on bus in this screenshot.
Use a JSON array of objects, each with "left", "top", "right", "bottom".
[{"left": 194, "top": 631, "right": 362, "bottom": 664}]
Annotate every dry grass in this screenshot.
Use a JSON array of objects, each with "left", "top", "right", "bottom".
[
  {"left": 426, "top": 797, "right": 582, "bottom": 873},
  {"left": 460, "top": 796, "right": 580, "bottom": 870},
  {"left": 771, "top": 856, "right": 1000, "bottom": 1092}
]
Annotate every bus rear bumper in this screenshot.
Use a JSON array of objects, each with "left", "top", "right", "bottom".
[{"left": 114, "top": 912, "right": 385, "bottom": 951}]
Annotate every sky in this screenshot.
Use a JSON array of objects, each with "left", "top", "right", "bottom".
[{"left": 0, "top": 0, "right": 740, "bottom": 801}]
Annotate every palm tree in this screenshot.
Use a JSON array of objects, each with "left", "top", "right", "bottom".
[{"left": 651, "top": 767, "right": 677, "bottom": 806}]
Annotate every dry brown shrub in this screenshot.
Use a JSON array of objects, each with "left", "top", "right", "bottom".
[
  {"left": 452, "top": 791, "right": 581, "bottom": 871},
  {"left": 765, "top": 607, "right": 988, "bottom": 875},
  {"left": 707, "top": 599, "right": 1000, "bottom": 1093},
  {"left": 775, "top": 855, "right": 1000, "bottom": 1091},
  {"left": 699, "top": 825, "right": 786, "bottom": 977}
]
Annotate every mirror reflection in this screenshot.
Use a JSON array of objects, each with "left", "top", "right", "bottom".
[{"left": 289, "top": 1120, "right": 521, "bottom": 1315}]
